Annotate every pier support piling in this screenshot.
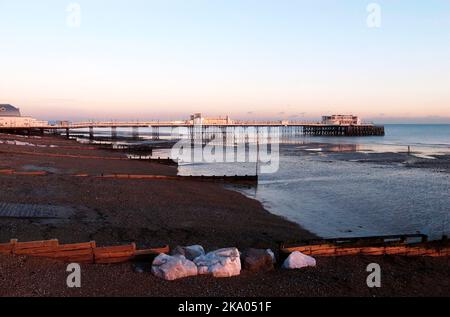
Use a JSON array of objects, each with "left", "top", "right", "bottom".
[
  {"left": 132, "top": 126, "right": 139, "bottom": 140},
  {"left": 111, "top": 126, "right": 117, "bottom": 139}
]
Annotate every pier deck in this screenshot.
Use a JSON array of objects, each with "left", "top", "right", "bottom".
[{"left": 0, "top": 121, "right": 385, "bottom": 137}]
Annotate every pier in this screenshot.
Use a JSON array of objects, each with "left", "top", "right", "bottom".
[
  {"left": 0, "top": 108, "right": 385, "bottom": 138},
  {"left": 0, "top": 120, "right": 385, "bottom": 139}
]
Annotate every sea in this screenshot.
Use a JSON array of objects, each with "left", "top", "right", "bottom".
[{"left": 75, "top": 124, "right": 450, "bottom": 240}]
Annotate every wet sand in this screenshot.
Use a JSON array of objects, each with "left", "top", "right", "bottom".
[
  {"left": 0, "top": 133, "right": 449, "bottom": 297},
  {"left": 294, "top": 142, "right": 450, "bottom": 172},
  {"left": 0, "top": 133, "right": 312, "bottom": 249}
]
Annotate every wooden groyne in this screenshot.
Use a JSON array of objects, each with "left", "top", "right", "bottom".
[
  {"left": 0, "top": 169, "right": 47, "bottom": 176},
  {"left": 98, "top": 173, "right": 258, "bottom": 185},
  {"left": 0, "top": 168, "right": 258, "bottom": 185},
  {"left": 128, "top": 156, "right": 178, "bottom": 166},
  {"left": 1, "top": 234, "right": 448, "bottom": 267},
  {"left": 0, "top": 150, "right": 129, "bottom": 161},
  {"left": 0, "top": 147, "right": 178, "bottom": 166},
  {"left": 0, "top": 239, "right": 169, "bottom": 264},
  {"left": 280, "top": 234, "right": 450, "bottom": 257},
  {"left": 99, "top": 143, "right": 155, "bottom": 153}
]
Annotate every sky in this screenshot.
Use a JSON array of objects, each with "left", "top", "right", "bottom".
[{"left": 0, "top": 0, "right": 449, "bottom": 123}]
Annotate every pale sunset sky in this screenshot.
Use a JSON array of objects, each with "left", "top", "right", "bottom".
[{"left": 0, "top": 0, "right": 449, "bottom": 122}]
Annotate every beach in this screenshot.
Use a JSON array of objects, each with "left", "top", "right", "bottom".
[
  {"left": 0, "top": 133, "right": 312, "bottom": 249},
  {"left": 0, "top": 133, "right": 449, "bottom": 296}
]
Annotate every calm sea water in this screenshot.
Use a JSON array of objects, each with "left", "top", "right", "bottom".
[
  {"left": 176, "top": 124, "right": 450, "bottom": 239},
  {"left": 300, "top": 124, "right": 450, "bottom": 153},
  {"left": 77, "top": 124, "right": 450, "bottom": 239}
]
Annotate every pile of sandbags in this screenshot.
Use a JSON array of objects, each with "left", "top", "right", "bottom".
[
  {"left": 151, "top": 245, "right": 242, "bottom": 280},
  {"left": 150, "top": 244, "right": 315, "bottom": 281}
]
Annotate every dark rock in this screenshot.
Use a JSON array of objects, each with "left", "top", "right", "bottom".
[{"left": 242, "top": 248, "right": 274, "bottom": 273}]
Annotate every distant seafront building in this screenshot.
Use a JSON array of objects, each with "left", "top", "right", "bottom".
[
  {"left": 189, "top": 113, "right": 233, "bottom": 125},
  {"left": 321, "top": 115, "right": 361, "bottom": 126},
  {"left": 0, "top": 104, "right": 48, "bottom": 128}
]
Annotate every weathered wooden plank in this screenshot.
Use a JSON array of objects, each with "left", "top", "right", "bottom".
[
  {"left": 14, "top": 246, "right": 59, "bottom": 255},
  {"left": 14, "top": 171, "right": 47, "bottom": 176},
  {"left": 13, "top": 239, "right": 59, "bottom": 252},
  {"left": 32, "top": 241, "right": 97, "bottom": 262},
  {"left": 1, "top": 240, "right": 172, "bottom": 263},
  {"left": 93, "top": 243, "right": 136, "bottom": 264},
  {"left": 360, "top": 247, "right": 386, "bottom": 256},
  {"left": 0, "top": 242, "right": 13, "bottom": 254},
  {"left": 281, "top": 244, "right": 335, "bottom": 254},
  {"left": 281, "top": 242, "right": 450, "bottom": 257},
  {"left": 57, "top": 241, "right": 96, "bottom": 251},
  {"left": 334, "top": 248, "right": 362, "bottom": 256},
  {"left": 305, "top": 244, "right": 336, "bottom": 251},
  {"left": 34, "top": 248, "right": 93, "bottom": 258},
  {"left": 94, "top": 243, "right": 136, "bottom": 254},
  {"left": 94, "top": 251, "right": 135, "bottom": 259},
  {"left": 310, "top": 248, "right": 337, "bottom": 256}
]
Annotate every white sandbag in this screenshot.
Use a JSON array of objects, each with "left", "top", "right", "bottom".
[
  {"left": 184, "top": 245, "right": 205, "bottom": 259},
  {"left": 194, "top": 247, "right": 241, "bottom": 278},
  {"left": 282, "top": 251, "right": 316, "bottom": 269},
  {"left": 171, "top": 245, "right": 205, "bottom": 261},
  {"left": 151, "top": 254, "right": 198, "bottom": 281}
]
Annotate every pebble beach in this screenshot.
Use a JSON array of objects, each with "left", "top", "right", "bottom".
[{"left": 0, "top": 133, "right": 449, "bottom": 297}]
